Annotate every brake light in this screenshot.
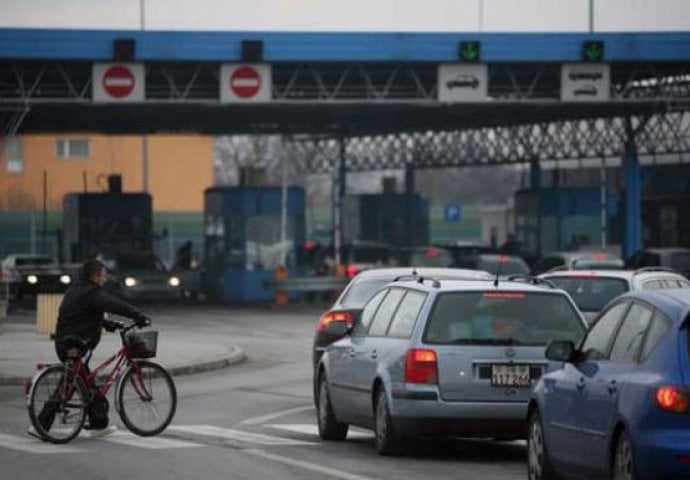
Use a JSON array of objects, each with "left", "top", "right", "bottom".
[
  {"left": 656, "top": 386, "right": 689, "bottom": 413},
  {"left": 316, "top": 311, "right": 354, "bottom": 333},
  {"left": 405, "top": 348, "right": 438, "bottom": 385},
  {"left": 304, "top": 240, "right": 317, "bottom": 251},
  {"left": 346, "top": 265, "right": 359, "bottom": 279},
  {"left": 426, "top": 249, "right": 440, "bottom": 258},
  {"left": 592, "top": 253, "right": 608, "bottom": 261}
]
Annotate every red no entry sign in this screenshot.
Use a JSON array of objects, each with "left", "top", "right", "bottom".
[
  {"left": 230, "top": 66, "right": 262, "bottom": 99},
  {"left": 102, "top": 65, "right": 136, "bottom": 98}
]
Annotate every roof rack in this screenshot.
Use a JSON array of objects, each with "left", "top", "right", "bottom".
[
  {"left": 393, "top": 274, "right": 441, "bottom": 288},
  {"left": 505, "top": 275, "right": 557, "bottom": 289},
  {"left": 632, "top": 266, "right": 680, "bottom": 275}
]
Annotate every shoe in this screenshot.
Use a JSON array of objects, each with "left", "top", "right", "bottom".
[
  {"left": 82, "top": 425, "right": 116, "bottom": 438},
  {"left": 83, "top": 422, "right": 109, "bottom": 431}
]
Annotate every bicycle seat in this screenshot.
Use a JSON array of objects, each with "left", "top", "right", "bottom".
[{"left": 57, "top": 336, "right": 89, "bottom": 358}]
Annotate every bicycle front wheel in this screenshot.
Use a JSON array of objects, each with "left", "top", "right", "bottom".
[
  {"left": 27, "top": 364, "right": 88, "bottom": 444},
  {"left": 116, "top": 360, "right": 177, "bottom": 436}
]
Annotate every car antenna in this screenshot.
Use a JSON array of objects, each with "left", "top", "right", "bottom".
[{"left": 494, "top": 255, "right": 504, "bottom": 288}]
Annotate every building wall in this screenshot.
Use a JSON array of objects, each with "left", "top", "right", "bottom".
[{"left": 0, "top": 134, "right": 213, "bottom": 212}]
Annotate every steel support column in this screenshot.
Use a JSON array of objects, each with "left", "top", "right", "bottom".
[{"left": 623, "top": 132, "right": 642, "bottom": 259}]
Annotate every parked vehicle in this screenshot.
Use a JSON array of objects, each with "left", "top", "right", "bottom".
[
  {"left": 453, "top": 253, "right": 530, "bottom": 277},
  {"left": 528, "top": 289, "right": 690, "bottom": 480},
  {"left": 626, "top": 247, "right": 690, "bottom": 278},
  {"left": 531, "top": 251, "right": 624, "bottom": 275},
  {"left": 396, "top": 246, "right": 454, "bottom": 268},
  {"left": 312, "top": 267, "right": 493, "bottom": 368},
  {"left": 540, "top": 268, "right": 690, "bottom": 324},
  {"left": 315, "top": 276, "right": 586, "bottom": 455},
  {"left": 0, "top": 253, "right": 73, "bottom": 301},
  {"left": 106, "top": 253, "right": 182, "bottom": 301}
]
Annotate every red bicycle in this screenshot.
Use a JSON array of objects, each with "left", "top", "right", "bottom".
[{"left": 26, "top": 319, "right": 177, "bottom": 444}]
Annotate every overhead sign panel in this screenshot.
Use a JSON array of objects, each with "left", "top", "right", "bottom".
[
  {"left": 560, "top": 63, "right": 610, "bottom": 102},
  {"left": 220, "top": 64, "right": 272, "bottom": 103},
  {"left": 437, "top": 64, "right": 487, "bottom": 103},
  {"left": 93, "top": 63, "right": 144, "bottom": 102}
]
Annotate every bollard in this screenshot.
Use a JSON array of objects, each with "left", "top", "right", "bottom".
[
  {"left": 36, "top": 293, "right": 63, "bottom": 335},
  {"left": 274, "top": 266, "right": 289, "bottom": 306}
]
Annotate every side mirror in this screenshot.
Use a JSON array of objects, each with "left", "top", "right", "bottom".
[
  {"left": 545, "top": 340, "right": 576, "bottom": 363},
  {"left": 325, "top": 320, "right": 351, "bottom": 337}
]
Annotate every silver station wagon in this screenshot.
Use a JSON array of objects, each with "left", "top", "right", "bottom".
[{"left": 315, "top": 276, "right": 587, "bottom": 455}]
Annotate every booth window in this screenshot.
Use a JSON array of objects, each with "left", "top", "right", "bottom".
[
  {"left": 4, "top": 136, "right": 23, "bottom": 174},
  {"left": 56, "top": 139, "right": 90, "bottom": 159}
]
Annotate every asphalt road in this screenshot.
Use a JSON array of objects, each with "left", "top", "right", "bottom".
[{"left": 0, "top": 304, "right": 526, "bottom": 480}]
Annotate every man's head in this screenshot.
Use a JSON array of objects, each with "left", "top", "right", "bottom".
[{"left": 81, "top": 259, "right": 107, "bottom": 287}]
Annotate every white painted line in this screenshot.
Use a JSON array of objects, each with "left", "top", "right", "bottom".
[
  {"left": 266, "top": 424, "right": 372, "bottom": 440},
  {"left": 98, "top": 431, "right": 202, "bottom": 449},
  {"left": 231, "top": 79, "right": 260, "bottom": 87},
  {"left": 245, "top": 448, "right": 376, "bottom": 480},
  {"left": 104, "top": 78, "right": 134, "bottom": 87},
  {"left": 0, "top": 431, "right": 83, "bottom": 454},
  {"left": 168, "top": 425, "right": 315, "bottom": 446},
  {"left": 239, "top": 405, "right": 314, "bottom": 425}
]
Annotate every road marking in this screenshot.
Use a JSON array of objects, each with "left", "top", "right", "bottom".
[
  {"left": 168, "top": 425, "right": 316, "bottom": 446},
  {"left": 0, "top": 432, "right": 83, "bottom": 454},
  {"left": 245, "top": 448, "right": 376, "bottom": 480},
  {"left": 97, "top": 430, "right": 202, "bottom": 449},
  {"left": 239, "top": 405, "right": 314, "bottom": 425},
  {"left": 266, "top": 424, "right": 372, "bottom": 440}
]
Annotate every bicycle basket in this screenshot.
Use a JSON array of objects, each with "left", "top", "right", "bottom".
[{"left": 124, "top": 330, "right": 158, "bottom": 358}]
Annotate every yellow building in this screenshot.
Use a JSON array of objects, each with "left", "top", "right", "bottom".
[{"left": 0, "top": 134, "right": 213, "bottom": 212}]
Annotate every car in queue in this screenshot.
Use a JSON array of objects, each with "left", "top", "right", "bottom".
[
  {"left": 312, "top": 267, "right": 493, "bottom": 368},
  {"left": 106, "top": 253, "right": 182, "bottom": 301},
  {"left": 527, "top": 289, "right": 690, "bottom": 480},
  {"left": 452, "top": 253, "right": 530, "bottom": 278},
  {"left": 0, "top": 253, "right": 72, "bottom": 301},
  {"left": 396, "top": 246, "right": 454, "bottom": 268},
  {"left": 540, "top": 268, "right": 690, "bottom": 324},
  {"left": 315, "top": 276, "right": 587, "bottom": 455},
  {"left": 626, "top": 247, "right": 690, "bottom": 278},
  {"left": 531, "top": 251, "right": 624, "bottom": 276}
]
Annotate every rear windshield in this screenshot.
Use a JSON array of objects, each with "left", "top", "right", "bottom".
[
  {"left": 572, "top": 259, "right": 624, "bottom": 270},
  {"left": 339, "top": 278, "right": 392, "bottom": 307},
  {"left": 423, "top": 291, "right": 584, "bottom": 346},
  {"left": 546, "top": 276, "right": 629, "bottom": 312},
  {"left": 408, "top": 249, "right": 453, "bottom": 267},
  {"left": 477, "top": 257, "right": 529, "bottom": 276}
]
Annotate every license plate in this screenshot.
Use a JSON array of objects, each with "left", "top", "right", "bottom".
[{"left": 491, "top": 364, "right": 531, "bottom": 387}]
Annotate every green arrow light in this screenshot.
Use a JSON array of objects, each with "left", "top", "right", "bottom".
[
  {"left": 459, "top": 41, "right": 481, "bottom": 62},
  {"left": 582, "top": 41, "right": 604, "bottom": 62}
]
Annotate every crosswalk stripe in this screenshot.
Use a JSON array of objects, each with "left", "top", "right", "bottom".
[
  {"left": 167, "top": 425, "right": 316, "bottom": 446},
  {"left": 0, "top": 432, "right": 84, "bottom": 454},
  {"left": 266, "top": 424, "right": 373, "bottom": 440},
  {"left": 96, "top": 430, "right": 203, "bottom": 449}
]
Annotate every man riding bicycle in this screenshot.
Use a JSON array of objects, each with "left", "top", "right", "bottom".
[{"left": 37, "top": 259, "right": 150, "bottom": 433}]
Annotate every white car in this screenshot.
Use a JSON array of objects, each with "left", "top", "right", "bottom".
[{"left": 539, "top": 267, "right": 690, "bottom": 323}]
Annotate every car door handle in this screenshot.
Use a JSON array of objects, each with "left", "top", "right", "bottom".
[{"left": 370, "top": 350, "right": 378, "bottom": 359}]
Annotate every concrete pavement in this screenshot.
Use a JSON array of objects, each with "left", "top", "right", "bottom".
[{"left": 0, "top": 313, "right": 246, "bottom": 386}]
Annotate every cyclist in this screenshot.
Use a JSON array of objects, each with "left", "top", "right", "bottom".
[{"left": 36, "top": 258, "right": 150, "bottom": 433}]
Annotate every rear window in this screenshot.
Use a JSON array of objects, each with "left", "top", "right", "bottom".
[
  {"left": 408, "top": 249, "right": 453, "bottom": 267},
  {"left": 423, "top": 291, "right": 585, "bottom": 346},
  {"left": 546, "top": 276, "right": 629, "bottom": 312},
  {"left": 477, "top": 257, "right": 529, "bottom": 276},
  {"left": 572, "top": 259, "right": 624, "bottom": 270},
  {"left": 339, "top": 278, "right": 392, "bottom": 307}
]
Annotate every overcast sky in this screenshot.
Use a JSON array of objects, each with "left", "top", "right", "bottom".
[{"left": 1, "top": 0, "right": 689, "bottom": 32}]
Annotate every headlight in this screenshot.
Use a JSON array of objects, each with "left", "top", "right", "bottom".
[
  {"left": 27, "top": 275, "right": 38, "bottom": 284},
  {"left": 124, "top": 277, "right": 137, "bottom": 287},
  {"left": 59, "top": 274, "right": 71, "bottom": 285},
  {"left": 168, "top": 276, "right": 180, "bottom": 287}
]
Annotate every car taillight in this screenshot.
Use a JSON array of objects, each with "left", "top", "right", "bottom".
[
  {"left": 405, "top": 348, "right": 438, "bottom": 385},
  {"left": 346, "top": 265, "right": 358, "bottom": 279},
  {"left": 316, "top": 311, "right": 354, "bottom": 333},
  {"left": 656, "top": 386, "right": 689, "bottom": 413}
]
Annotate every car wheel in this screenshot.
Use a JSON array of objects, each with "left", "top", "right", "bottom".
[
  {"left": 374, "top": 388, "right": 403, "bottom": 456},
  {"left": 612, "top": 430, "right": 636, "bottom": 480},
  {"left": 527, "top": 411, "right": 560, "bottom": 480},
  {"left": 317, "top": 374, "right": 348, "bottom": 441}
]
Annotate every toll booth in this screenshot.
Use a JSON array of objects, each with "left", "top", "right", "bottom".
[
  {"left": 204, "top": 186, "right": 305, "bottom": 302},
  {"left": 341, "top": 193, "right": 429, "bottom": 247},
  {"left": 62, "top": 176, "right": 153, "bottom": 262},
  {"left": 515, "top": 188, "right": 620, "bottom": 254}
]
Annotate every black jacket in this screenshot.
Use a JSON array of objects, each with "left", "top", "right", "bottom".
[{"left": 55, "top": 279, "right": 146, "bottom": 350}]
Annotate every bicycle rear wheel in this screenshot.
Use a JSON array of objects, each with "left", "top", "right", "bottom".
[
  {"left": 27, "top": 364, "right": 88, "bottom": 443},
  {"left": 116, "top": 360, "right": 176, "bottom": 436}
]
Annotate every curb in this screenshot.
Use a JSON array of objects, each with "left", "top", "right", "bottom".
[{"left": 0, "top": 346, "right": 247, "bottom": 386}]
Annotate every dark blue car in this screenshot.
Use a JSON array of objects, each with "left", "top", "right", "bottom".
[{"left": 527, "top": 289, "right": 690, "bottom": 480}]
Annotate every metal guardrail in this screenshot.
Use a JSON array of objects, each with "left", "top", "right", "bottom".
[{"left": 264, "top": 276, "right": 349, "bottom": 293}]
